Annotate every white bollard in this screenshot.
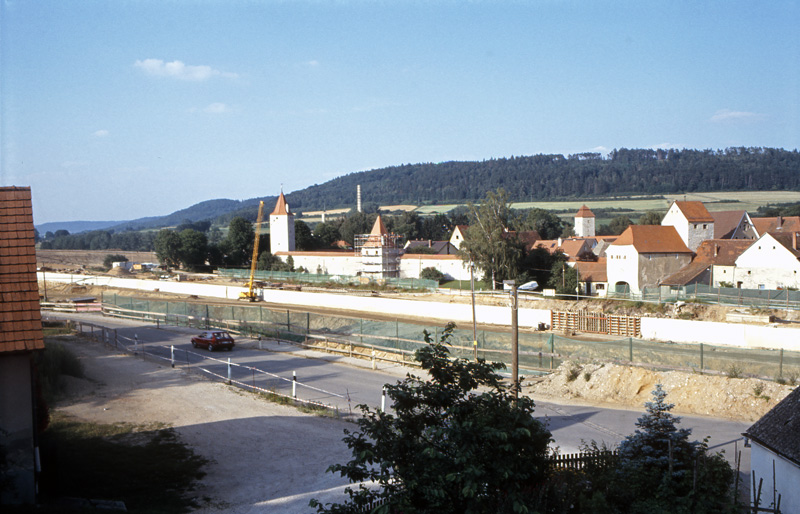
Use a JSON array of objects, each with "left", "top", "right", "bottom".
[
  {"left": 381, "top": 386, "right": 386, "bottom": 413},
  {"left": 134, "top": 334, "right": 138, "bottom": 354},
  {"left": 372, "top": 349, "right": 376, "bottom": 370},
  {"left": 292, "top": 371, "right": 297, "bottom": 398},
  {"left": 171, "top": 345, "right": 175, "bottom": 368},
  {"left": 227, "top": 358, "right": 232, "bottom": 384}
]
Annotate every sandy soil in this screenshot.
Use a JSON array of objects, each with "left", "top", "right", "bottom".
[
  {"left": 37, "top": 249, "right": 159, "bottom": 271},
  {"left": 54, "top": 337, "right": 355, "bottom": 514}
]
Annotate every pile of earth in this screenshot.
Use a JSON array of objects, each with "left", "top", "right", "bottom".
[{"left": 523, "top": 360, "right": 796, "bottom": 422}]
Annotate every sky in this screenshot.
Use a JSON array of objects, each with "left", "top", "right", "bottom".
[{"left": 1, "top": 0, "right": 798, "bottom": 225}]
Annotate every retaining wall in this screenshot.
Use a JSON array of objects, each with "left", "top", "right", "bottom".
[{"left": 641, "top": 317, "right": 800, "bottom": 351}]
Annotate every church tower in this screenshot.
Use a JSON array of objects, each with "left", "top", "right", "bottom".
[
  {"left": 269, "top": 192, "right": 295, "bottom": 253},
  {"left": 574, "top": 205, "right": 595, "bottom": 237}
]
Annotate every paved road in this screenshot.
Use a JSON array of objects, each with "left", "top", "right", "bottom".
[{"left": 48, "top": 312, "right": 752, "bottom": 475}]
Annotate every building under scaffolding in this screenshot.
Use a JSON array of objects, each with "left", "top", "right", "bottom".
[{"left": 354, "top": 215, "right": 401, "bottom": 278}]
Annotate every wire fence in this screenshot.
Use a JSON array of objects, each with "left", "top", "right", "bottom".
[
  {"left": 608, "top": 284, "right": 800, "bottom": 310},
  {"left": 100, "top": 293, "right": 800, "bottom": 381},
  {"left": 217, "top": 268, "right": 439, "bottom": 291}
]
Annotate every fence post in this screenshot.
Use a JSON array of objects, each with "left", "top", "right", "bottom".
[
  {"left": 700, "top": 343, "right": 704, "bottom": 371},
  {"left": 629, "top": 337, "right": 633, "bottom": 362},
  {"left": 171, "top": 345, "right": 175, "bottom": 368},
  {"left": 306, "top": 312, "right": 310, "bottom": 335},
  {"left": 292, "top": 371, "right": 297, "bottom": 398},
  {"left": 779, "top": 348, "right": 784, "bottom": 378},
  {"left": 227, "top": 358, "right": 232, "bottom": 385},
  {"left": 396, "top": 321, "right": 399, "bottom": 347},
  {"left": 360, "top": 319, "right": 363, "bottom": 346},
  {"left": 134, "top": 334, "right": 138, "bottom": 355}
]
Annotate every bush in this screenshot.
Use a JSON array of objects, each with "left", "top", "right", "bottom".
[
  {"left": 35, "top": 340, "right": 85, "bottom": 403},
  {"left": 419, "top": 266, "right": 445, "bottom": 283}
]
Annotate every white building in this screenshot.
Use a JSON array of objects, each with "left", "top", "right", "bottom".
[
  {"left": 734, "top": 232, "right": 800, "bottom": 290},
  {"left": 745, "top": 386, "right": 800, "bottom": 514},
  {"left": 574, "top": 205, "right": 595, "bottom": 238},
  {"left": 269, "top": 192, "right": 295, "bottom": 253},
  {"left": 606, "top": 225, "right": 693, "bottom": 295},
  {"left": 661, "top": 201, "right": 714, "bottom": 252}
]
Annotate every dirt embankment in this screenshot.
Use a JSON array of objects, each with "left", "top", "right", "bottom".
[
  {"left": 524, "top": 361, "right": 795, "bottom": 422},
  {"left": 37, "top": 249, "right": 159, "bottom": 271}
]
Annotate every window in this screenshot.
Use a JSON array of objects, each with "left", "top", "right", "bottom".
[{"left": 703, "top": 224, "right": 707, "bottom": 229}]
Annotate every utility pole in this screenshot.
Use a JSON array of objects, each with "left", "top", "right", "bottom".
[
  {"left": 505, "top": 280, "right": 519, "bottom": 397},
  {"left": 471, "top": 261, "right": 478, "bottom": 361}
]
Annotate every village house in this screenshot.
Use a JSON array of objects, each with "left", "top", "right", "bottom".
[
  {"left": 733, "top": 232, "right": 800, "bottom": 290},
  {"left": 711, "top": 210, "right": 757, "bottom": 239},
  {"left": 744, "top": 386, "right": 800, "bottom": 513},
  {"left": 751, "top": 215, "right": 800, "bottom": 237},
  {"left": 0, "top": 186, "right": 45, "bottom": 505},
  {"left": 605, "top": 225, "right": 693, "bottom": 295},
  {"left": 661, "top": 200, "right": 715, "bottom": 251},
  {"left": 660, "top": 239, "right": 752, "bottom": 288}
]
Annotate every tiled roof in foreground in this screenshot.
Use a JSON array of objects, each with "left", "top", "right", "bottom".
[{"left": 0, "top": 186, "right": 44, "bottom": 353}]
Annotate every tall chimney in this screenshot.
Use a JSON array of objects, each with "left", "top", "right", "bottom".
[
  {"left": 778, "top": 215, "right": 783, "bottom": 229},
  {"left": 357, "top": 185, "right": 362, "bottom": 213}
]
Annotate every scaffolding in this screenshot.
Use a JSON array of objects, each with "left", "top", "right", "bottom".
[{"left": 354, "top": 232, "right": 402, "bottom": 278}]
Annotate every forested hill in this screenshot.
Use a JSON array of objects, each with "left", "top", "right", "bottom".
[{"left": 284, "top": 147, "right": 799, "bottom": 210}]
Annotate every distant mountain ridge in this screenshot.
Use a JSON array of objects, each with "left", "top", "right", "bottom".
[{"left": 40, "top": 147, "right": 800, "bottom": 233}]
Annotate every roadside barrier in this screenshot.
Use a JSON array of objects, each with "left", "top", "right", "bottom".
[{"left": 72, "top": 320, "right": 359, "bottom": 418}]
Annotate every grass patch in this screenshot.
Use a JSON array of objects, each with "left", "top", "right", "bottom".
[
  {"left": 35, "top": 339, "right": 85, "bottom": 404},
  {"left": 38, "top": 413, "right": 207, "bottom": 513}
]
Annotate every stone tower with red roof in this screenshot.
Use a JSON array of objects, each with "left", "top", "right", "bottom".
[
  {"left": 574, "top": 205, "right": 595, "bottom": 237},
  {"left": 269, "top": 192, "right": 295, "bottom": 253}
]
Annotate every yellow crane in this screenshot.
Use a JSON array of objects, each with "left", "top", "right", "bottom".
[{"left": 239, "top": 200, "right": 264, "bottom": 301}]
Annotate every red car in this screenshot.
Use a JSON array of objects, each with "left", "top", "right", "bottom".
[{"left": 191, "top": 331, "right": 235, "bottom": 352}]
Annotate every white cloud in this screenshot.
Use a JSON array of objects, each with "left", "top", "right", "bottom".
[
  {"left": 134, "top": 59, "right": 238, "bottom": 81},
  {"left": 590, "top": 146, "right": 609, "bottom": 154},
  {"left": 710, "top": 109, "right": 763, "bottom": 123},
  {"left": 92, "top": 129, "right": 109, "bottom": 138},
  {"left": 305, "top": 59, "right": 320, "bottom": 67},
  {"left": 203, "top": 103, "right": 230, "bottom": 114}
]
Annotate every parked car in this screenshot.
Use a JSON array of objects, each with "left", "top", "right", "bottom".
[{"left": 191, "top": 331, "right": 235, "bottom": 351}]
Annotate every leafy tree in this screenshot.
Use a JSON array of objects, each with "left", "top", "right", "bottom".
[
  {"left": 222, "top": 216, "right": 254, "bottom": 267},
  {"left": 338, "top": 212, "right": 376, "bottom": 246},
  {"left": 294, "top": 220, "right": 316, "bottom": 250},
  {"left": 517, "top": 246, "right": 560, "bottom": 290},
  {"left": 460, "top": 189, "right": 524, "bottom": 289},
  {"left": 256, "top": 251, "right": 281, "bottom": 271},
  {"left": 102, "top": 254, "right": 128, "bottom": 270},
  {"left": 314, "top": 221, "right": 342, "bottom": 248},
  {"left": 311, "top": 323, "right": 552, "bottom": 514},
  {"left": 154, "top": 229, "right": 182, "bottom": 268},
  {"left": 547, "top": 256, "right": 580, "bottom": 295},
  {"left": 518, "top": 208, "right": 564, "bottom": 240},
  {"left": 177, "top": 229, "right": 208, "bottom": 270},
  {"left": 419, "top": 266, "right": 445, "bottom": 283},
  {"left": 639, "top": 211, "right": 663, "bottom": 225},
  {"left": 608, "top": 215, "right": 634, "bottom": 235},
  {"left": 601, "top": 384, "right": 736, "bottom": 513},
  {"left": 54, "top": 229, "right": 70, "bottom": 238}
]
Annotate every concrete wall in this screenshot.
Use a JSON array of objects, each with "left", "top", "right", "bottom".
[
  {"left": 39, "top": 273, "right": 550, "bottom": 328},
  {"left": 641, "top": 317, "right": 800, "bottom": 351},
  {"left": 0, "top": 355, "right": 36, "bottom": 505},
  {"left": 750, "top": 443, "right": 800, "bottom": 514},
  {"left": 282, "top": 253, "right": 363, "bottom": 276}
]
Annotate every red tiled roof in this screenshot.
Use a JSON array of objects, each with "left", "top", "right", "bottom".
[
  {"left": 575, "top": 259, "right": 607, "bottom": 282},
  {"left": 0, "top": 187, "right": 44, "bottom": 353},
  {"left": 270, "top": 192, "right": 292, "bottom": 216},
  {"left": 363, "top": 215, "right": 391, "bottom": 248},
  {"left": 752, "top": 216, "right": 800, "bottom": 236},
  {"left": 693, "top": 239, "right": 752, "bottom": 265},
  {"left": 575, "top": 205, "right": 595, "bottom": 218},
  {"left": 674, "top": 201, "right": 714, "bottom": 222},
  {"left": 612, "top": 225, "right": 692, "bottom": 254},
  {"left": 711, "top": 210, "right": 747, "bottom": 239}
]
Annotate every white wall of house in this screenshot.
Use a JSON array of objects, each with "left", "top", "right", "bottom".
[
  {"left": 282, "top": 253, "right": 362, "bottom": 276},
  {"left": 399, "top": 255, "right": 472, "bottom": 280},
  {"left": 606, "top": 245, "right": 640, "bottom": 293},
  {"left": 662, "top": 204, "right": 714, "bottom": 251},
  {"left": 750, "top": 443, "right": 800, "bottom": 513},
  {"left": 735, "top": 234, "right": 800, "bottom": 289},
  {"left": 712, "top": 265, "right": 737, "bottom": 287},
  {"left": 270, "top": 213, "right": 295, "bottom": 253},
  {"left": 449, "top": 227, "right": 466, "bottom": 249},
  {"left": 575, "top": 216, "right": 595, "bottom": 238}
]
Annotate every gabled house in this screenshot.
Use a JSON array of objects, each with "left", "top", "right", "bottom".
[
  {"left": 660, "top": 239, "right": 752, "bottom": 287},
  {"left": 661, "top": 201, "right": 715, "bottom": 251},
  {"left": 606, "top": 225, "right": 693, "bottom": 295},
  {"left": 403, "top": 240, "right": 458, "bottom": 255},
  {"left": 734, "top": 232, "right": 800, "bottom": 290},
  {"left": 534, "top": 238, "right": 595, "bottom": 262},
  {"left": 0, "top": 186, "right": 45, "bottom": 505},
  {"left": 711, "top": 210, "right": 757, "bottom": 239},
  {"left": 751, "top": 215, "right": 800, "bottom": 238},
  {"left": 574, "top": 259, "right": 608, "bottom": 297},
  {"left": 744, "top": 386, "right": 800, "bottom": 513},
  {"left": 449, "top": 225, "right": 469, "bottom": 250}
]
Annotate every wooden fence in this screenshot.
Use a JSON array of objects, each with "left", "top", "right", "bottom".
[
  {"left": 548, "top": 450, "right": 619, "bottom": 471},
  {"left": 551, "top": 310, "right": 641, "bottom": 337}
]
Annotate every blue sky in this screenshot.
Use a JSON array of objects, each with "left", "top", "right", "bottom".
[{"left": 2, "top": 0, "right": 798, "bottom": 224}]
